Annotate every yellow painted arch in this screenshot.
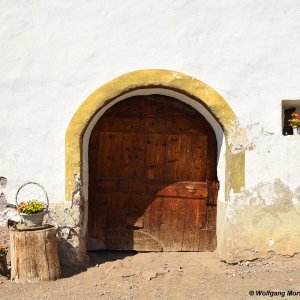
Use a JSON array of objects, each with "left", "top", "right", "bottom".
[{"left": 65, "top": 69, "right": 244, "bottom": 200}]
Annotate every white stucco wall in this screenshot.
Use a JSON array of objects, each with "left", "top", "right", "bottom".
[{"left": 1, "top": 0, "right": 300, "bottom": 213}]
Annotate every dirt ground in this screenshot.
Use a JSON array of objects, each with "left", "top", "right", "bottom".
[{"left": 1, "top": 226, "right": 300, "bottom": 300}]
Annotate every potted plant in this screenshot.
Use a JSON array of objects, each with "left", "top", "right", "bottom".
[
  {"left": 17, "top": 200, "right": 47, "bottom": 227},
  {"left": 0, "top": 244, "right": 8, "bottom": 275},
  {"left": 15, "top": 182, "right": 49, "bottom": 227},
  {"left": 288, "top": 112, "right": 300, "bottom": 135}
]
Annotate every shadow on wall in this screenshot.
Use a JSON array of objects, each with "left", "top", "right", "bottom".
[{"left": 56, "top": 228, "right": 88, "bottom": 277}]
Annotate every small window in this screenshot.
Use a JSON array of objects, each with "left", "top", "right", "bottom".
[{"left": 282, "top": 100, "right": 300, "bottom": 135}]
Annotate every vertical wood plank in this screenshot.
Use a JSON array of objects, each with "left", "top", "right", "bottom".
[
  {"left": 190, "top": 135, "right": 208, "bottom": 181},
  {"left": 145, "top": 134, "right": 166, "bottom": 179},
  {"left": 93, "top": 193, "right": 110, "bottom": 240},
  {"left": 148, "top": 198, "right": 163, "bottom": 242},
  {"left": 182, "top": 200, "right": 207, "bottom": 251},
  {"left": 206, "top": 132, "right": 217, "bottom": 180},
  {"left": 121, "top": 133, "right": 146, "bottom": 177},
  {"left": 178, "top": 135, "right": 191, "bottom": 181},
  {"left": 165, "top": 135, "right": 181, "bottom": 180},
  {"left": 159, "top": 198, "right": 185, "bottom": 251},
  {"left": 88, "top": 133, "right": 99, "bottom": 235},
  {"left": 98, "top": 132, "right": 123, "bottom": 177}
]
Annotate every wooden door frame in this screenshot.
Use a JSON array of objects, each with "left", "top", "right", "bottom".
[{"left": 65, "top": 69, "right": 245, "bottom": 260}]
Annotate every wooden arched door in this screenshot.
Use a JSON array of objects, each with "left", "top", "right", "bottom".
[{"left": 88, "top": 95, "right": 218, "bottom": 251}]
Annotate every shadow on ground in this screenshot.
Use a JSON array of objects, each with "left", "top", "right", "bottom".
[
  {"left": 88, "top": 250, "right": 137, "bottom": 265},
  {"left": 60, "top": 250, "right": 137, "bottom": 278}
]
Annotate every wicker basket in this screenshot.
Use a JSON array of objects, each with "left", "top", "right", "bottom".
[{"left": 15, "top": 182, "right": 49, "bottom": 227}]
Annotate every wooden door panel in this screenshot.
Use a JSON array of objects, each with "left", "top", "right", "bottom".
[
  {"left": 206, "top": 135, "right": 218, "bottom": 179},
  {"left": 95, "top": 179, "right": 208, "bottom": 199},
  {"left": 159, "top": 198, "right": 186, "bottom": 251},
  {"left": 110, "top": 117, "right": 143, "bottom": 133},
  {"left": 164, "top": 135, "right": 208, "bottom": 181},
  {"left": 105, "top": 193, "right": 127, "bottom": 229},
  {"left": 156, "top": 182, "right": 208, "bottom": 199},
  {"left": 97, "top": 132, "right": 123, "bottom": 177},
  {"left": 125, "top": 193, "right": 147, "bottom": 229},
  {"left": 182, "top": 199, "right": 208, "bottom": 251},
  {"left": 190, "top": 136, "right": 208, "bottom": 181},
  {"left": 148, "top": 198, "right": 163, "bottom": 239},
  {"left": 178, "top": 135, "right": 192, "bottom": 180},
  {"left": 121, "top": 133, "right": 146, "bottom": 177},
  {"left": 88, "top": 192, "right": 110, "bottom": 239},
  {"left": 169, "top": 117, "right": 210, "bottom": 135},
  {"left": 105, "top": 229, "right": 131, "bottom": 250},
  {"left": 145, "top": 134, "right": 167, "bottom": 179},
  {"left": 165, "top": 135, "right": 182, "bottom": 180},
  {"left": 198, "top": 230, "right": 217, "bottom": 251},
  {"left": 207, "top": 206, "right": 217, "bottom": 230},
  {"left": 104, "top": 229, "right": 163, "bottom": 251},
  {"left": 88, "top": 95, "right": 218, "bottom": 251}
]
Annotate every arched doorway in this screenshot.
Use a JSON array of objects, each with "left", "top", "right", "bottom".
[
  {"left": 65, "top": 69, "right": 244, "bottom": 262},
  {"left": 87, "top": 94, "right": 218, "bottom": 251}
]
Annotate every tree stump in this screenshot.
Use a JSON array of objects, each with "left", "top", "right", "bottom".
[{"left": 10, "top": 226, "right": 61, "bottom": 283}]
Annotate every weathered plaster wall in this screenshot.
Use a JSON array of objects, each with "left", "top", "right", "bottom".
[
  {"left": 218, "top": 178, "right": 300, "bottom": 263},
  {"left": 1, "top": 0, "right": 300, "bottom": 262}
]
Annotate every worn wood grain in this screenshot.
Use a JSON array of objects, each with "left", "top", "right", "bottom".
[{"left": 10, "top": 227, "right": 61, "bottom": 283}]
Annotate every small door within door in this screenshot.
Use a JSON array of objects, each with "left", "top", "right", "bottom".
[{"left": 88, "top": 95, "right": 218, "bottom": 251}]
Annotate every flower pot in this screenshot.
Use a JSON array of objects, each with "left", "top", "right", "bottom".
[
  {"left": 293, "top": 127, "right": 299, "bottom": 135},
  {"left": 0, "top": 254, "right": 8, "bottom": 275},
  {"left": 15, "top": 182, "right": 49, "bottom": 227},
  {"left": 20, "top": 211, "right": 46, "bottom": 227}
]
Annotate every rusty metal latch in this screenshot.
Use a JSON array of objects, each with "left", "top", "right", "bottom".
[{"left": 184, "top": 185, "right": 196, "bottom": 194}]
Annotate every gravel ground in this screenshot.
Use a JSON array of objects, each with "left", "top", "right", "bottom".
[{"left": 1, "top": 226, "right": 300, "bottom": 300}]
